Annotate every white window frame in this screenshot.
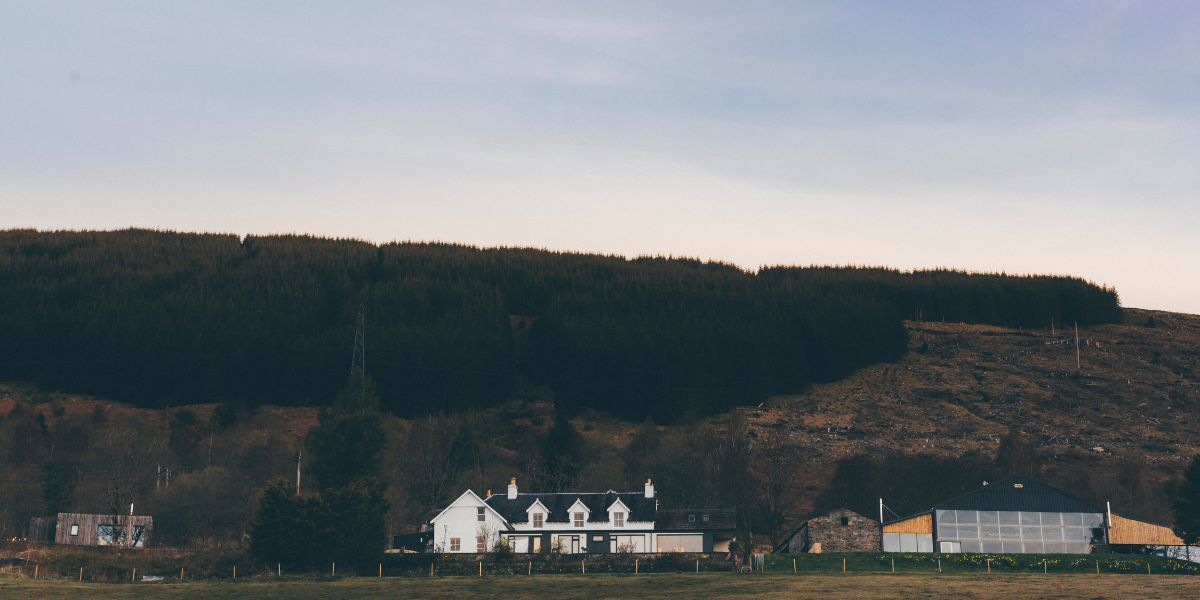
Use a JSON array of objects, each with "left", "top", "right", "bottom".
[
  {"left": 574, "top": 512, "right": 585, "bottom": 528},
  {"left": 477, "top": 536, "right": 486, "bottom": 552},
  {"left": 614, "top": 512, "right": 624, "bottom": 528},
  {"left": 450, "top": 538, "right": 461, "bottom": 552},
  {"left": 533, "top": 513, "right": 543, "bottom": 528},
  {"left": 477, "top": 507, "right": 486, "bottom": 522}
]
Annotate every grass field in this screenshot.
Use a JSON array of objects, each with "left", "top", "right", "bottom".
[{"left": 2, "top": 572, "right": 1199, "bottom": 599}]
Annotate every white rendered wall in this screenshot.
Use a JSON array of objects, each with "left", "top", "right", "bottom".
[{"left": 430, "top": 492, "right": 509, "bottom": 553}]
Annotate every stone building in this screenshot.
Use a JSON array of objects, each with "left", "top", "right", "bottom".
[{"left": 773, "top": 508, "right": 880, "bottom": 553}]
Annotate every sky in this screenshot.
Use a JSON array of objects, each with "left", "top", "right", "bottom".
[{"left": 2, "top": 1, "right": 1198, "bottom": 313}]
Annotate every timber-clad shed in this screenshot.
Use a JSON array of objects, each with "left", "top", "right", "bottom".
[
  {"left": 53, "top": 513, "right": 153, "bottom": 547},
  {"left": 484, "top": 491, "right": 656, "bottom": 524}
]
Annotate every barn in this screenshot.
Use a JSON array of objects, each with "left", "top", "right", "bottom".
[
  {"left": 773, "top": 508, "right": 881, "bottom": 553},
  {"left": 882, "top": 474, "right": 1198, "bottom": 560}
]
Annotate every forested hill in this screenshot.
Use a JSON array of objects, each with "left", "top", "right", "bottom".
[{"left": 0, "top": 229, "right": 1122, "bottom": 422}]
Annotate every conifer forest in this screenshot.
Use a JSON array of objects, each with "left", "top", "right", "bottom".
[{"left": 0, "top": 229, "right": 1122, "bottom": 422}]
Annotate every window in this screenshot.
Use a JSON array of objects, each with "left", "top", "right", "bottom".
[
  {"left": 533, "top": 513, "right": 543, "bottom": 528},
  {"left": 477, "top": 507, "right": 486, "bottom": 522},
  {"left": 687, "top": 515, "right": 695, "bottom": 523},
  {"left": 450, "top": 538, "right": 461, "bottom": 552},
  {"left": 477, "top": 536, "right": 486, "bottom": 552},
  {"left": 702, "top": 515, "right": 709, "bottom": 523},
  {"left": 841, "top": 517, "right": 850, "bottom": 527},
  {"left": 70, "top": 524, "right": 79, "bottom": 536},
  {"left": 574, "top": 512, "right": 585, "bottom": 528},
  {"left": 97, "top": 524, "right": 125, "bottom": 546},
  {"left": 614, "top": 512, "right": 624, "bottom": 528}
]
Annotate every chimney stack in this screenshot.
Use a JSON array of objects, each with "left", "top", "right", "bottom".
[
  {"left": 644, "top": 478, "right": 655, "bottom": 499},
  {"left": 508, "top": 478, "right": 518, "bottom": 500}
]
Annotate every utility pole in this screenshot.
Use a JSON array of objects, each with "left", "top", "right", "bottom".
[
  {"left": 352, "top": 304, "right": 366, "bottom": 407},
  {"left": 1080, "top": 324, "right": 1089, "bottom": 369},
  {"left": 352, "top": 304, "right": 365, "bottom": 375},
  {"left": 294, "top": 452, "right": 302, "bottom": 496}
]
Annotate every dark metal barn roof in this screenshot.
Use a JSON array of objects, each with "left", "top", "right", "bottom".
[{"left": 930, "top": 474, "right": 1104, "bottom": 514}]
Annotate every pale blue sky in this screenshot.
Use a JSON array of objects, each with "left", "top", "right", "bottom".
[{"left": 3, "top": 1, "right": 1198, "bottom": 312}]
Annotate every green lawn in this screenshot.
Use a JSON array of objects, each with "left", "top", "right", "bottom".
[
  {"left": 2, "top": 573, "right": 1200, "bottom": 600},
  {"left": 766, "top": 552, "right": 1200, "bottom": 575}
]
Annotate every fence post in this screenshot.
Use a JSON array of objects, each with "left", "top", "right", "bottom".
[
  {"left": 479, "top": 562, "right": 482, "bottom": 577},
  {"left": 696, "top": 559, "right": 699, "bottom": 573},
  {"left": 843, "top": 558, "right": 846, "bottom": 572},
  {"left": 1147, "top": 563, "right": 1151, "bottom": 575},
  {"left": 635, "top": 559, "right": 638, "bottom": 574},
  {"left": 379, "top": 563, "right": 382, "bottom": 578},
  {"left": 938, "top": 559, "right": 941, "bottom": 573},
  {"left": 133, "top": 568, "right": 136, "bottom": 582},
  {"left": 233, "top": 566, "right": 236, "bottom": 579},
  {"left": 892, "top": 558, "right": 895, "bottom": 573},
  {"left": 278, "top": 563, "right": 281, "bottom": 576},
  {"left": 1043, "top": 560, "right": 1046, "bottom": 574},
  {"left": 793, "top": 558, "right": 796, "bottom": 573},
  {"left": 987, "top": 559, "right": 990, "bottom": 574},
  {"left": 1095, "top": 560, "right": 1098, "bottom": 575},
  {"left": 79, "top": 567, "right": 83, "bottom": 582},
  {"left": 181, "top": 567, "right": 184, "bottom": 581},
  {"left": 34, "top": 565, "right": 38, "bottom": 579},
  {"left": 528, "top": 561, "right": 531, "bottom": 576},
  {"left": 582, "top": 560, "right": 585, "bottom": 575}
]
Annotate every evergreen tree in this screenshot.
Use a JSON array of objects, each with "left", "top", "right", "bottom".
[
  {"left": 249, "top": 479, "right": 313, "bottom": 568},
  {"left": 994, "top": 426, "right": 1040, "bottom": 478},
  {"left": 308, "top": 368, "right": 387, "bottom": 490},
  {"left": 1173, "top": 454, "right": 1200, "bottom": 545},
  {"left": 252, "top": 369, "right": 390, "bottom": 571}
]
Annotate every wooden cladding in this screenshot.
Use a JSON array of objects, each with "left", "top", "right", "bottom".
[
  {"left": 1108, "top": 514, "right": 1183, "bottom": 546},
  {"left": 53, "top": 513, "right": 153, "bottom": 546},
  {"left": 882, "top": 513, "right": 933, "bottom": 534}
]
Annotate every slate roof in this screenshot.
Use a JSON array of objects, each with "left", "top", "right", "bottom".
[
  {"left": 928, "top": 474, "right": 1105, "bottom": 515},
  {"left": 485, "top": 492, "right": 656, "bottom": 524},
  {"left": 655, "top": 509, "right": 736, "bottom": 531}
]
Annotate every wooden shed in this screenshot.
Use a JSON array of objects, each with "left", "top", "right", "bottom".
[{"left": 54, "top": 513, "right": 153, "bottom": 547}]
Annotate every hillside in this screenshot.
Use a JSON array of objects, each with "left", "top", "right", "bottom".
[
  {"left": 747, "top": 308, "right": 1198, "bottom": 466},
  {"left": 3, "top": 308, "right": 1195, "bottom": 547}
]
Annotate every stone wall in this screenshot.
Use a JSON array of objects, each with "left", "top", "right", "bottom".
[{"left": 805, "top": 508, "right": 880, "bottom": 552}]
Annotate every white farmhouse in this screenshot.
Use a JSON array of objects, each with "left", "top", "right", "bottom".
[{"left": 425, "top": 478, "right": 736, "bottom": 554}]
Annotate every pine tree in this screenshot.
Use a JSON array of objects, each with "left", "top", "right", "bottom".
[
  {"left": 993, "top": 426, "right": 1040, "bottom": 478},
  {"left": 308, "top": 368, "right": 387, "bottom": 490},
  {"left": 1173, "top": 454, "right": 1200, "bottom": 545},
  {"left": 249, "top": 479, "right": 313, "bottom": 567}
]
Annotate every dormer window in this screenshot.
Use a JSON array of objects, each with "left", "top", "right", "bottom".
[
  {"left": 688, "top": 514, "right": 695, "bottom": 523},
  {"left": 703, "top": 515, "right": 709, "bottom": 522},
  {"left": 574, "top": 512, "right": 585, "bottom": 527},
  {"left": 614, "top": 512, "right": 624, "bottom": 528},
  {"left": 533, "top": 513, "right": 543, "bottom": 528},
  {"left": 477, "top": 507, "right": 485, "bottom": 522}
]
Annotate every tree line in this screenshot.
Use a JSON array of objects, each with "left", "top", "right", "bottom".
[
  {"left": 4, "top": 384, "right": 1198, "bottom": 560},
  {"left": 0, "top": 229, "right": 1122, "bottom": 422}
]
